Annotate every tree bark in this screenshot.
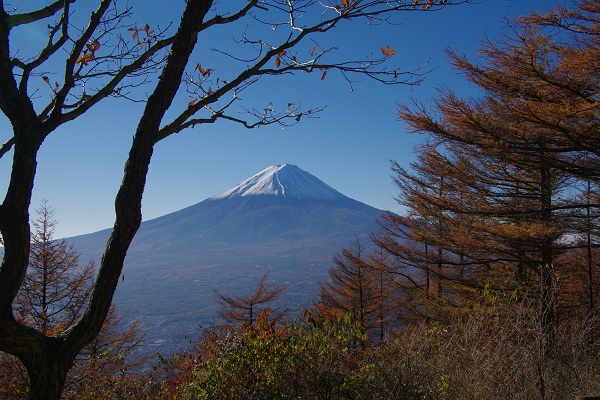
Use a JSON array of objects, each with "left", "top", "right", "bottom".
[{"left": 20, "top": 339, "right": 76, "bottom": 400}]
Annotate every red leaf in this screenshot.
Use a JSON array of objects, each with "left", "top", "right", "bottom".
[{"left": 295, "top": 113, "right": 302, "bottom": 121}]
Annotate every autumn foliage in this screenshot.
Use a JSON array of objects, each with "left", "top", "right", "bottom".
[{"left": 2, "top": 0, "right": 600, "bottom": 399}]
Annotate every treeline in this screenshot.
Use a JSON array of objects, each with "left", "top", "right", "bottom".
[{"left": 2, "top": 1, "right": 600, "bottom": 398}]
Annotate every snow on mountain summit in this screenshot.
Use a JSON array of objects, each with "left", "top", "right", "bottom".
[{"left": 211, "top": 164, "right": 346, "bottom": 201}]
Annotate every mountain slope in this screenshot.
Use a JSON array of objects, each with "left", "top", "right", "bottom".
[
  {"left": 69, "top": 164, "right": 384, "bottom": 354},
  {"left": 73, "top": 164, "right": 381, "bottom": 264}
]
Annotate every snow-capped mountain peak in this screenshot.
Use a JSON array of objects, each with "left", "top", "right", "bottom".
[{"left": 210, "top": 164, "right": 346, "bottom": 201}]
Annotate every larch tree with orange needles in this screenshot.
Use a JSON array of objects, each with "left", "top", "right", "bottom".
[
  {"left": 215, "top": 271, "right": 285, "bottom": 328},
  {"left": 315, "top": 239, "right": 398, "bottom": 344},
  {"left": 376, "top": 0, "right": 600, "bottom": 335}
]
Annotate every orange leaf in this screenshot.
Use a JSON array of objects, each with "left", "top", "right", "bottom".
[
  {"left": 132, "top": 30, "right": 138, "bottom": 39},
  {"left": 381, "top": 45, "right": 396, "bottom": 57},
  {"left": 275, "top": 57, "right": 281, "bottom": 67},
  {"left": 278, "top": 50, "right": 287, "bottom": 57},
  {"left": 340, "top": 0, "right": 355, "bottom": 11},
  {"left": 143, "top": 23, "right": 150, "bottom": 32},
  {"left": 76, "top": 53, "right": 94, "bottom": 64},
  {"left": 188, "top": 99, "right": 197, "bottom": 107},
  {"left": 53, "top": 82, "right": 59, "bottom": 93},
  {"left": 310, "top": 45, "right": 317, "bottom": 55},
  {"left": 86, "top": 40, "right": 100, "bottom": 53},
  {"left": 42, "top": 76, "right": 50, "bottom": 84},
  {"left": 321, "top": 70, "right": 327, "bottom": 80}
]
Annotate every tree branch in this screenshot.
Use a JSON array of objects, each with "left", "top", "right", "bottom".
[
  {"left": 7, "top": 0, "right": 74, "bottom": 29},
  {"left": 0, "top": 136, "right": 14, "bottom": 159}
]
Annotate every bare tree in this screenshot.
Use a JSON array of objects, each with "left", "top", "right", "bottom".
[{"left": 0, "top": 1, "right": 467, "bottom": 398}]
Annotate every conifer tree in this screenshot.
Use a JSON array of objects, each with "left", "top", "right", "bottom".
[
  {"left": 315, "top": 239, "right": 397, "bottom": 343},
  {"left": 377, "top": 0, "right": 600, "bottom": 331},
  {"left": 215, "top": 271, "right": 285, "bottom": 327}
]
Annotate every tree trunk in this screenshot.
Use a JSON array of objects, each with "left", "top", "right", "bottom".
[
  {"left": 21, "top": 343, "right": 75, "bottom": 400},
  {"left": 539, "top": 162, "right": 555, "bottom": 338}
]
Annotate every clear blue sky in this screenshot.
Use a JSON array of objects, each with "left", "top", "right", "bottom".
[{"left": 0, "top": 0, "right": 565, "bottom": 238}]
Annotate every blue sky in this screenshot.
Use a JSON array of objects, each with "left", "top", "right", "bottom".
[{"left": 0, "top": 0, "right": 566, "bottom": 238}]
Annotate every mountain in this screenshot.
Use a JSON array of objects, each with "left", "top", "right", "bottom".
[{"left": 69, "top": 164, "right": 384, "bottom": 354}]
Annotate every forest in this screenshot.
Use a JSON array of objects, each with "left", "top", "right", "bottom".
[{"left": 1, "top": 0, "right": 599, "bottom": 399}]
